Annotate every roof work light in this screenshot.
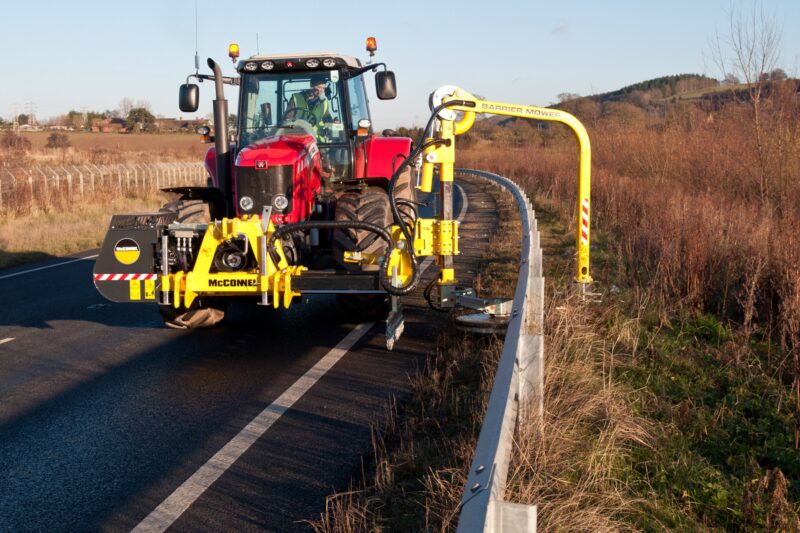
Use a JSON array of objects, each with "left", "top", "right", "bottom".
[
  {"left": 366, "top": 37, "right": 377, "bottom": 56},
  {"left": 228, "top": 43, "right": 240, "bottom": 63}
]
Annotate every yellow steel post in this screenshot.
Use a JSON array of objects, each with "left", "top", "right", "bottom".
[{"left": 420, "top": 107, "right": 459, "bottom": 293}]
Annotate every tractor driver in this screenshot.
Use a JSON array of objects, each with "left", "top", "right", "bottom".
[{"left": 283, "top": 74, "right": 334, "bottom": 129}]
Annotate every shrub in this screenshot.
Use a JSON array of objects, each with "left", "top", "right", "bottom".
[
  {"left": 1, "top": 131, "right": 31, "bottom": 151},
  {"left": 45, "top": 132, "right": 71, "bottom": 149}
]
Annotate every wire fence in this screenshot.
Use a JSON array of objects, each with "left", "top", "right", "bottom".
[{"left": 0, "top": 162, "right": 207, "bottom": 211}]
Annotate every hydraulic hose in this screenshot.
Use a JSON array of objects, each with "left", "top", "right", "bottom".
[
  {"left": 267, "top": 220, "right": 393, "bottom": 267},
  {"left": 379, "top": 99, "right": 472, "bottom": 296},
  {"left": 267, "top": 219, "right": 416, "bottom": 296}
]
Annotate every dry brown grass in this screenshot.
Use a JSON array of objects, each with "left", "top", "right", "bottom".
[
  {"left": 0, "top": 189, "right": 168, "bottom": 268},
  {"left": 507, "top": 295, "right": 653, "bottom": 532},
  {"left": 311, "top": 331, "right": 501, "bottom": 532},
  {"left": 311, "top": 181, "right": 653, "bottom": 532},
  {"left": 8, "top": 131, "right": 206, "bottom": 165},
  {"left": 460, "top": 85, "right": 800, "bottom": 391},
  {"left": 0, "top": 132, "right": 206, "bottom": 268}
]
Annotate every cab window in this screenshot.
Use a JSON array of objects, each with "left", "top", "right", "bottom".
[{"left": 347, "top": 76, "right": 370, "bottom": 131}]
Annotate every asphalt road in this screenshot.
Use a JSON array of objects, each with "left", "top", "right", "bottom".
[{"left": 0, "top": 179, "right": 496, "bottom": 532}]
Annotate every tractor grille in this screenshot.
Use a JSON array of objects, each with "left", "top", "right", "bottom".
[{"left": 236, "top": 165, "right": 293, "bottom": 215}]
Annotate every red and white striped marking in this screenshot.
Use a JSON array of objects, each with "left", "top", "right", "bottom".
[
  {"left": 580, "top": 198, "right": 590, "bottom": 246},
  {"left": 94, "top": 273, "right": 157, "bottom": 281}
]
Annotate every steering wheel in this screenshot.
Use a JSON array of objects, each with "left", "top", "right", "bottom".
[
  {"left": 282, "top": 107, "right": 316, "bottom": 125},
  {"left": 276, "top": 119, "right": 316, "bottom": 137}
]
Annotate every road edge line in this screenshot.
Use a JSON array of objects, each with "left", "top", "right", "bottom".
[{"left": 132, "top": 321, "right": 374, "bottom": 532}]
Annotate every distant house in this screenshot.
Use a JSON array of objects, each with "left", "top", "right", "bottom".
[
  {"left": 154, "top": 118, "right": 206, "bottom": 133},
  {"left": 90, "top": 117, "right": 127, "bottom": 133}
]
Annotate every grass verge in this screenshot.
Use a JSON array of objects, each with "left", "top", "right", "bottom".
[
  {"left": 310, "top": 182, "right": 659, "bottom": 531},
  {"left": 0, "top": 190, "right": 167, "bottom": 269}
]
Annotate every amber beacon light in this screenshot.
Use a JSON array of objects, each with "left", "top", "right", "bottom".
[
  {"left": 366, "top": 37, "right": 377, "bottom": 56},
  {"left": 228, "top": 43, "right": 240, "bottom": 62}
]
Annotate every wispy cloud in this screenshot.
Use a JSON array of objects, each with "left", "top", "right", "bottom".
[{"left": 551, "top": 19, "right": 569, "bottom": 35}]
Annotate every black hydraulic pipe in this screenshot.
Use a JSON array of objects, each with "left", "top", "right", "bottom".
[{"left": 208, "top": 58, "right": 232, "bottom": 216}]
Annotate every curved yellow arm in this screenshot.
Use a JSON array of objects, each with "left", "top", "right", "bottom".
[{"left": 432, "top": 89, "right": 593, "bottom": 285}]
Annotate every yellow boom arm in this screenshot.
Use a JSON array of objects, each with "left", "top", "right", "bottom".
[{"left": 421, "top": 86, "right": 593, "bottom": 285}]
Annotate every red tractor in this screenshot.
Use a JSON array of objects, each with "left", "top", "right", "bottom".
[{"left": 94, "top": 39, "right": 423, "bottom": 338}]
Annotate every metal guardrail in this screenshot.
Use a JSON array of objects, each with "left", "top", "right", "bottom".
[
  {"left": 0, "top": 162, "right": 206, "bottom": 209},
  {"left": 456, "top": 169, "right": 544, "bottom": 533}
]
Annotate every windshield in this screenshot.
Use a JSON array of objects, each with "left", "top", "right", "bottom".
[{"left": 239, "top": 71, "right": 347, "bottom": 147}]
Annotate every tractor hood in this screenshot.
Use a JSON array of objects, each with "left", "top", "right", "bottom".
[
  {"left": 232, "top": 132, "right": 321, "bottom": 224},
  {"left": 235, "top": 133, "right": 317, "bottom": 168}
]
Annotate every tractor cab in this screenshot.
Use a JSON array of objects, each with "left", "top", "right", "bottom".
[
  {"left": 235, "top": 52, "right": 395, "bottom": 185},
  {"left": 178, "top": 41, "right": 401, "bottom": 224}
]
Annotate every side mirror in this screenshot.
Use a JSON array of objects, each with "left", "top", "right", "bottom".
[
  {"left": 179, "top": 84, "right": 199, "bottom": 113},
  {"left": 375, "top": 71, "right": 397, "bottom": 100}
]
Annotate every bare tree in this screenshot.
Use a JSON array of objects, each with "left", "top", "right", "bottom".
[
  {"left": 135, "top": 100, "right": 152, "bottom": 112},
  {"left": 710, "top": 1, "right": 783, "bottom": 204},
  {"left": 118, "top": 98, "right": 134, "bottom": 118},
  {"left": 711, "top": 1, "right": 781, "bottom": 98}
]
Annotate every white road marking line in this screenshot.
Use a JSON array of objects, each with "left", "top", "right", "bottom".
[
  {"left": 134, "top": 183, "right": 471, "bottom": 529},
  {"left": 0, "top": 254, "right": 99, "bottom": 281},
  {"left": 132, "top": 321, "right": 374, "bottom": 533},
  {"left": 0, "top": 338, "right": 15, "bottom": 345}
]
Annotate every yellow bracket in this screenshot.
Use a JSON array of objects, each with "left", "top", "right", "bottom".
[
  {"left": 343, "top": 251, "right": 381, "bottom": 265},
  {"left": 272, "top": 266, "right": 305, "bottom": 309},
  {"left": 413, "top": 218, "right": 459, "bottom": 257},
  {"left": 383, "top": 226, "right": 414, "bottom": 288}
]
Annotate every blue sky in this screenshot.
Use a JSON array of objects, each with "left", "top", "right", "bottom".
[{"left": 1, "top": 0, "right": 798, "bottom": 129}]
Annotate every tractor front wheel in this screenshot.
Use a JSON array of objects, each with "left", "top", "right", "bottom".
[
  {"left": 158, "top": 198, "right": 226, "bottom": 329},
  {"left": 333, "top": 187, "right": 392, "bottom": 320}
]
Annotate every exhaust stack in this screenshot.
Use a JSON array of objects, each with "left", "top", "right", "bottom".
[{"left": 208, "top": 58, "right": 232, "bottom": 214}]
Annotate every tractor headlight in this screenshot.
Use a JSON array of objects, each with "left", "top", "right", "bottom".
[
  {"left": 244, "top": 62, "right": 258, "bottom": 71},
  {"left": 305, "top": 58, "right": 320, "bottom": 68},
  {"left": 239, "top": 195, "right": 254, "bottom": 211},
  {"left": 273, "top": 194, "right": 289, "bottom": 211},
  {"left": 261, "top": 61, "right": 275, "bottom": 70},
  {"left": 322, "top": 58, "right": 336, "bottom": 68}
]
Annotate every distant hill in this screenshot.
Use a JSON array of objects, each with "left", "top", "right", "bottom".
[
  {"left": 592, "top": 74, "right": 719, "bottom": 103},
  {"left": 474, "top": 73, "right": 798, "bottom": 132}
]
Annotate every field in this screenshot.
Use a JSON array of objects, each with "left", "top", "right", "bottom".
[
  {"left": 455, "top": 81, "right": 800, "bottom": 529},
  {"left": 0, "top": 132, "right": 205, "bottom": 267},
  {"left": 11, "top": 131, "right": 206, "bottom": 162}
]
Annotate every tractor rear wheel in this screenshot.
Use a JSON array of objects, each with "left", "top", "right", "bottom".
[
  {"left": 158, "top": 198, "right": 226, "bottom": 329},
  {"left": 392, "top": 167, "right": 418, "bottom": 228},
  {"left": 333, "top": 187, "right": 392, "bottom": 320}
]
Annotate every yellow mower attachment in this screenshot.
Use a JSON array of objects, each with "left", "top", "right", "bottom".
[{"left": 163, "top": 215, "right": 297, "bottom": 309}]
